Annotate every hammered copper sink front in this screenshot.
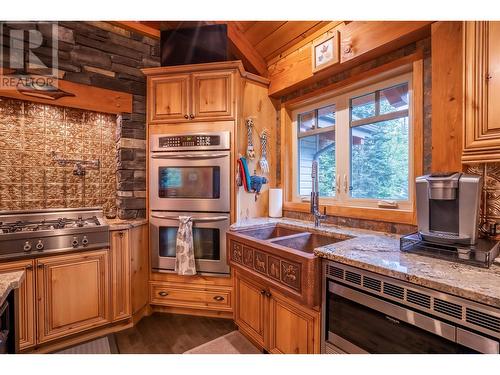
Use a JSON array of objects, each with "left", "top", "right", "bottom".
[{"left": 0, "top": 97, "right": 117, "bottom": 212}]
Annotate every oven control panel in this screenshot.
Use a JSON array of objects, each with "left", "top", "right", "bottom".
[{"left": 154, "top": 133, "right": 230, "bottom": 151}]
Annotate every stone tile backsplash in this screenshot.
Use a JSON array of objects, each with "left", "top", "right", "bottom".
[{"left": 0, "top": 97, "right": 117, "bottom": 212}]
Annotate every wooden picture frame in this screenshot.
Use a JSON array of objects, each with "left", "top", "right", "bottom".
[{"left": 311, "top": 30, "right": 340, "bottom": 73}]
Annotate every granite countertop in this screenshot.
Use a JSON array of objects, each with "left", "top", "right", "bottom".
[
  {"left": 105, "top": 218, "right": 148, "bottom": 231},
  {"left": 0, "top": 270, "right": 25, "bottom": 306},
  {"left": 231, "top": 217, "right": 500, "bottom": 309}
]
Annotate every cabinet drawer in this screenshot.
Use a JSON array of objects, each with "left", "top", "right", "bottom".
[{"left": 150, "top": 282, "right": 232, "bottom": 311}]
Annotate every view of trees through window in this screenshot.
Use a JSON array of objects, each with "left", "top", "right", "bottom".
[{"left": 297, "top": 80, "right": 410, "bottom": 202}]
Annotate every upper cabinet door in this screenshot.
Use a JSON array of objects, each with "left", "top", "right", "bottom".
[
  {"left": 191, "top": 71, "right": 235, "bottom": 121},
  {"left": 463, "top": 21, "right": 500, "bottom": 163},
  {"left": 149, "top": 74, "right": 190, "bottom": 124}
]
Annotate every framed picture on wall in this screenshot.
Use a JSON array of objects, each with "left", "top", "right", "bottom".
[{"left": 311, "top": 30, "right": 340, "bottom": 73}]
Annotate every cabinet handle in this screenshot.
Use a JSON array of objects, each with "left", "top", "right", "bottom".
[
  {"left": 213, "top": 295, "right": 225, "bottom": 302},
  {"left": 184, "top": 114, "right": 189, "bottom": 119},
  {"left": 189, "top": 114, "right": 195, "bottom": 119},
  {"left": 343, "top": 174, "right": 348, "bottom": 193},
  {"left": 158, "top": 291, "right": 168, "bottom": 297}
]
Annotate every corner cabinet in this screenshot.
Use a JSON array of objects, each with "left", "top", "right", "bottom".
[
  {"left": 36, "top": 250, "right": 110, "bottom": 344},
  {"left": 234, "top": 270, "right": 320, "bottom": 354},
  {"left": 463, "top": 21, "right": 500, "bottom": 163},
  {"left": 146, "top": 65, "right": 236, "bottom": 124}
]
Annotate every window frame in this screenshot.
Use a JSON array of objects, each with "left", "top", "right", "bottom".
[{"left": 285, "top": 65, "right": 421, "bottom": 224}]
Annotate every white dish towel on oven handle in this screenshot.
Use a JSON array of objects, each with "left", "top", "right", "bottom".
[{"left": 175, "top": 216, "right": 197, "bottom": 275}]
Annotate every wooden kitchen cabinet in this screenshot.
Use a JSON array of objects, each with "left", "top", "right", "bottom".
[
  {"left": 36, "top": 250, "right": 110, "bottom": 343},
  {"left": 463, "top": 21, "right": 500, "bottom": 163},
  {"left": 234, "top": 269, "right": 320, "bottom": 354},
  {"left": 149, "top": 74, "right": 190, "bottom": 123},
  {"left": 110, "top": 230, "right": 131, "bottom": 321},
  {"left": 130, "top": 224, "right": 149, "bottom": 315},
  {"left": 0, "top": 259, "right": 36, "bottom": 350},
  {"left": 268, "top": 288, "right": 319, "bottom": 354},
  {"left": 234, "top": 271, "right": 267, "bottom": 348},
  {"left": 146, "top": 66, "right": 236, "bottom": 124},
  {"left": 191, "top": 71, "right": 235, "bottom": 121}
]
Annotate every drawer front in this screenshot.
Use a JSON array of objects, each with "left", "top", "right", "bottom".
[{"left": 150, "top": 282, "right": 232, "bottom": 311}]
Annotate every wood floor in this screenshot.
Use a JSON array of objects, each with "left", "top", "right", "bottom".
[{"left": 113, "top": 313, "right": 237, "bottom": 354}]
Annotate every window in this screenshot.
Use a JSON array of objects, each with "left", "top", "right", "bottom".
[
  {"left": 350, "top": 83, "right": 409, "bottom": 200},
  {"left": 292, "top": 73, "right": 413, "bottom": 210},
  {"left": 298, "top": 104, "right": 336, "bottom": 197}
]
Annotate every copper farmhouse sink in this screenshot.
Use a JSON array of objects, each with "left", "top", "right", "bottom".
[
  {"left": 227, "top": 223, "right": 352, "bottom": 307},
  {"left": 271, "top": 232, "right": 346, "bottom": 254}
]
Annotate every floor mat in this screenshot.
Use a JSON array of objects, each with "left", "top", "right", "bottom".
[
  {"left": 184, "top": 331, "right": 261, "bottom": 354},
  {"left": 55, "top": 336, "right": 113, "bottom": 354}
]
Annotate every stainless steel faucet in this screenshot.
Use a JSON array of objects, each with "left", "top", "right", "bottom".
[{"left": 311, "top": 159, "right": 327, "bottom": 227}]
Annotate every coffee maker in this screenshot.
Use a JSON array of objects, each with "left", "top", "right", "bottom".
[
  {"left": 402, "top": 171, "right": 499, "bottom": 267},
  {"left": 415, "top": 172, "right": 482, "bottom": 245}
]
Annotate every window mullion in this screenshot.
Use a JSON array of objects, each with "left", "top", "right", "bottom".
[{"left": 336, "top": 97, "right": 349, "bottom": 205}]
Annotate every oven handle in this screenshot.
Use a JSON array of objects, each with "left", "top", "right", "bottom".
[
  {"left": 329, "top": 282, "right": 456, "bottom": 343},
  {"left": 151, "top": 153, "right": 229, "bottom": 159},
  {"left": 151, "top": 214, "right": 229, "bottom": 223}
]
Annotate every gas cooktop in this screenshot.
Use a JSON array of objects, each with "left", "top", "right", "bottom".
[{"left": 0, "top": 208, "right": 110, "bottom": 261}]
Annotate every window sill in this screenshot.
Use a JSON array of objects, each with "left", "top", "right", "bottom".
[{"left": 283, "top": 201, "right": 416, "bottom": 225}]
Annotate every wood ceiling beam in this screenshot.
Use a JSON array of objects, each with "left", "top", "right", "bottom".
[
  {"left": 221, "top": 22, "right": 269, "bottom": 77},
  {"left": 110, "top": 21, "right": 160, "bottom": 39}
]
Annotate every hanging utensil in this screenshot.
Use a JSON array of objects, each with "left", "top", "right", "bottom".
[
  {"left": 245, "top": 117, "right": 255, "bottom": 160},
  {"left": 259, "top": 129, "right": 270, "bottom": 174}
]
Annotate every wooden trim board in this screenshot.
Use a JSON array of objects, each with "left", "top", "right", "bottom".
[{"left": 0, "top": 78, "right": 133, "bottom": 114}]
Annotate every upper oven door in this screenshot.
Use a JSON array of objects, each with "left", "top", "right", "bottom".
[{"left": 150, "top": 150, "right": 230, "bottom": 212}]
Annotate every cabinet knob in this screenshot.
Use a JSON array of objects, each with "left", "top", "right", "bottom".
[
  {"left": 118, "top": 232, "right": 124, "bottom": 238},
  {"left": 189, "top": 114, "right": 195, "bottom": 119},
  {"left": 265, "top": 291, "right": 272, "bottom": 298},
  {"left": 184, "top": 114, "right": 189, "bottom": 119},
  {"left": 37, "top": 264, "right": 43, "bottom": 269},
  {"left": 213, "top": 295, "right": 224, "bottom": 302},
  {"left": 158, "top": 291, "right": 168, "bottom": 297},
  {"left": 260, "top": 289, "right": 266, "bottom": 295},
  {"left": 26, "top": 264, "right": 33, "bottom": 270}
]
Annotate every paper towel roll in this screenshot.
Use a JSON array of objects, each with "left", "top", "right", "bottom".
[{"left": 268, "top": 188, "right": 283, "bottom": 218}]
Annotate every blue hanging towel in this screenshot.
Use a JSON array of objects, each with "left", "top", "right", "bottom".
[{"left": 240, "top": 157, "right": 252, "bottom": 193}]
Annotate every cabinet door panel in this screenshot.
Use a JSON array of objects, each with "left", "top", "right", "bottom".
[
  {"left": 111, "top": 230, "right": 131, "bottom": 321},
  {"left": 0, "top": 260, "right": 35, "bottom": 350},
  {"left": 463, "top": 21, "right": 500, "bottom": 162},
  {"left": 192, "top": 71, "right": 234, "bottom": 121},
  {"left": 149, "top": 75, "right": 190, "bottom": 123},
  {"left": 234, "top": 272, "right": 266, "bottom": 348},
  {"left": 36, "top": 250, "right": 110, "bottom": 343},
  {"left": 268, "top": 291, "right": 319, "bottom": 354},
  {"left": 130, "top": 224, "right": 149, "bottom": 315}
]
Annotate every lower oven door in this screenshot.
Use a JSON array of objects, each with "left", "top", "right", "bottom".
[
  {"left": 150, "top": 211, "right": 230, "bottom": 275},
  {"left": 327, "top": 282, "right": 499, "bottom": 354}
]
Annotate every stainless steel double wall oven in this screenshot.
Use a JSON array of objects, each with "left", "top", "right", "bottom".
[{"left": 149, "top": 131, "right": 231, "bottom": 275}]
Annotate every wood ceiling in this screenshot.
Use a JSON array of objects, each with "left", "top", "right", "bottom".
[{"left": 116, "top": 21, "right": 331, "bottom": 76}]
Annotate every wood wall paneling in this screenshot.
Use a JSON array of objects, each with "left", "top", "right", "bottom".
[
  {"left": 431, "top": 21, "right": 463, "bottom": 172},
  {"left": 268, "top": 21, "right": 432, "bottom": 97}
]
